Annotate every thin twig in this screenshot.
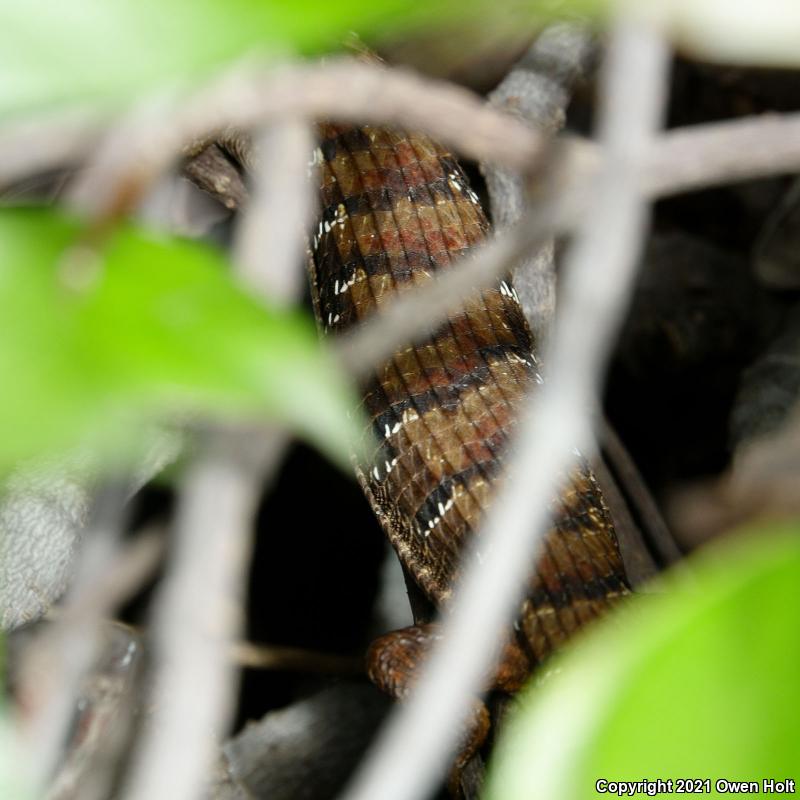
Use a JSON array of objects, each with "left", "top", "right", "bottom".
[
  {"left": 183, "top": 143, "right": 249, "bottom": 211},
  {"left": 218, "top": 684, "right": 389, "bottom": 800},
  {"left": 5, "top": 57, "right": 800, "bottom": 221},
  {"left": 339, "top": 17, "right": 670, "bottom": 800},
  {"left": 45, "top": 623, "right": 144, "bottom": 800},
  {"left": 44, "top": 528, "right": 166, "bottom": 624},
  {"left": 16, "top": 483, "right": 131, "bottom": 787},
  {"left": 230, "top": 641, "right": 363, "bottom": 675},
  {"left": 335, "top": 168, "right": 580, "bottom": 378},
  {"left": 121, "top": 429, "right": 284, "bottom": 800},
  {"left": 65, "top": 58, "right": 545, "bottom": 220},
  {"left": 0, "top": 108, "right": 105, "bottom": 187},
  {"left": 483, "top": 21, "right": 596, "bottom": 344},
  {"left": 121, "top": 99, "right": 311, "bottom": 800},
  {"left": 233, "top": 119, "right": 315, "bottom": 306},
  {"left": 338, "top": 109, "right": 800, "bottom": 377},
  {"left": 600, "top": 419, "right": 682, "bottom": 566},
  {"left": 590, "top": 455, "right": 660, "bottom": 588},
  {"left": 643, "top": 111, "right": 800, "bottom": 197}
]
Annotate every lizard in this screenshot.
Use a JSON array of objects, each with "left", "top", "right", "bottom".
[{"left": 305, "top": 116, "right": 632, "bottom": 790}]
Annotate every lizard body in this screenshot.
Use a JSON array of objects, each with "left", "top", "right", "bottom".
[{"left": 307, "top": 119, "right": 630, "bottom": 777}]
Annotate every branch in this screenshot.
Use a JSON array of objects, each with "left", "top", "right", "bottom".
[
  {"left": 339, "top": 17, "right": 670, "bottom": 800},
  {"left": 64, "top": 58, "right": 545, "bottom": 220},
  {"left": 183, "top": 143, "right": 249, "bottom": 211},
  {"left": 44, "top": 623, "right": 144, "bottom": 800},
  {"left": 599, "top": 419, "right": 682, "bottom": 569},
  {"left": 0, "top": 108, "right": 104, "bottom": 187},
  {"left": 216, "top": 684, "right": 389, "bottom": 800},
  {"left": 483, "top": 21, "right": 596, "bottom": 344},
  {"left": 337, "top": 109, "right": 800, "bottom": 377},
  {"left": 643, "top": 112, "right": 800, "bottom": 197},
  {"left": 16, "top": 484, "right": 132, "bottom": 787},
  {"left": 230, "top": 641, "right": 362, "bottom": 675},
  {"left": 232, "top": 120, "right": 315, "bottom": 306},
  {"left": 5, "top": 56, "right": 800, "bottom": 225},
  {"left": 120, "top": 100, "right": 311, "bottom": 800},
  {"left": 120, "top": 429, "right": 284, "bottom": 800},
  {"left": 335, "top": 173, "right": 576, "bottom": 378}
]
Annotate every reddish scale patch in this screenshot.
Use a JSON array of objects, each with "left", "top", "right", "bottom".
[
  {"left": 382, "top": 131, "right": 418, "bottom": 166},
  {"left": 440, "top": 224, "right": 467, "bottom": 252},
  {"left": 420, "top": 224, "right": 448, "bottom": 259},
  {"left": 472, "top": 396, "right": 514, "bottom": 441},
  {"left": 351, "top": 152, "right": 378, "bottom": 186},
  {"left": 460, "top": 436, "right": 497, "bottom": 466},
  {"left": 373, "top": 223, "right": 404, "bottom": 263},
  {"left": 400, "top": 158, "right": 427, "bottom": 189}
]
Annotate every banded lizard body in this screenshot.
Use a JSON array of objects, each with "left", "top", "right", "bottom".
[{"left": 307, "top": 118, "right": 630, "bottom": 783}]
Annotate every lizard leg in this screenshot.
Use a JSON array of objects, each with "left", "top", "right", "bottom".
[{"left": 366, "top": 624, "right": 530, "bottom": 795}]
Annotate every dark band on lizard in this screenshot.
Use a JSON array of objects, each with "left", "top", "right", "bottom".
[{"left": 307, "top": 119, "right": 630, "bottom": 772}]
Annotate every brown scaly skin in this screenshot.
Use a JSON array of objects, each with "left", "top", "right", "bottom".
[{"left": 307, "top": 121, "right": 630, "bottom": 784}]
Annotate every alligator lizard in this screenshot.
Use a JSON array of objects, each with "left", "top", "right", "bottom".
[{"left": 307, "top": 118, "right": 630, "bottom": 785}]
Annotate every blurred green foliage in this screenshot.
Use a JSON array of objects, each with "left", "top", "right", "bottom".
[
  {"left": 0, "top": 716, "right": 32, "bottom": 800},
  {"left": 0, "top": 0, "right": 605, "bottom": 120},
  {"left": 0, "top": 0, "right": 419, "bottom": 118},
  {"left": 0, "top": 0, "right": 606, "bottom": 470},
  {"left": 486, "top": 528, "right": 800, "bottom": 798},
  {"left": 2, "top": 0, "right": 799, "bottom": 124},
  {"left": 0, "top": 208, "right": 360, "bottom": 473}
]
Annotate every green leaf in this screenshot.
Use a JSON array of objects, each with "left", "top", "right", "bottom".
[
  {"left": 485, "top": 527, "right": 800, "bottom": 799},
  {"left": 0, "top": 637, "right": 31, "bottom": 797},
  {"left": 0, "top": 0, "right": 502, "bottom": 120},
  {"left": 0, "top": 0, "right": 620, "bottom": 121},
  {"left": 0, "top": 716, "right": 32, "bottom": 800},
  {"left": 7, "top": 0, "right": 798, "bottom": 124},
  {"left": 0, "top": 207, "right": 360, "bottom": 471}
]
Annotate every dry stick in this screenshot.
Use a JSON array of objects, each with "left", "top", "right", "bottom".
[
  {"left": 45, "top": 623, "right": 144, "bottom": 800},
  {"left": 233, "top": 119, "right": 316, "bottom": 306},
  {"left": 121, "top": 430, "right": 285, "bottom": 800},
  {"left": 121, "top": 109, "right": 312, "bottom": 800},
  {"left": 336, "top": 177, "right": 579, "bottom": 379},
  {"left": 6, "top": 57, "right": 800, "bottom": 211},
  {"left": 44, "top": 528, "right": 166, "bottom": 624},
  {"left": 483, "top": 21, "right": 596, "bottom": 344},
  {"left": 590, "top": 455, "right": 661, "bottom": 587},
  {"left": 183, "top": 143, "right": 249, "bottom": 211},
  {"left": 16, "top": 483, "right": 132, "bottom": 787},
  {"left": 217, "top": 684, "right": 390, "bottom": 800},
  {"left": 338, "top": 111, "right": 800, "bottom": 377},
  {"left": 600, "top": 418, "right": 681, "bottom": 566},
  {"left": 52, "top": 623, "right": 361, "bottom": 676},
  {"left": 339, "top": 17, "right": 670, "bottom": 800},
  {"left": 231, "top": 641, "right": 363, "bottom": 675},
  {"left": 178, "top": 111, "right": 800, "bottom": 386},
  {"left": 65, "top": 58, "right": 544, "bottom": 219},
  {"left": 643, "top": 112, "right": 800, "bottom": 197},
  {"left": 0, "top": 107, "right": 106, "bottom": 187}
]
